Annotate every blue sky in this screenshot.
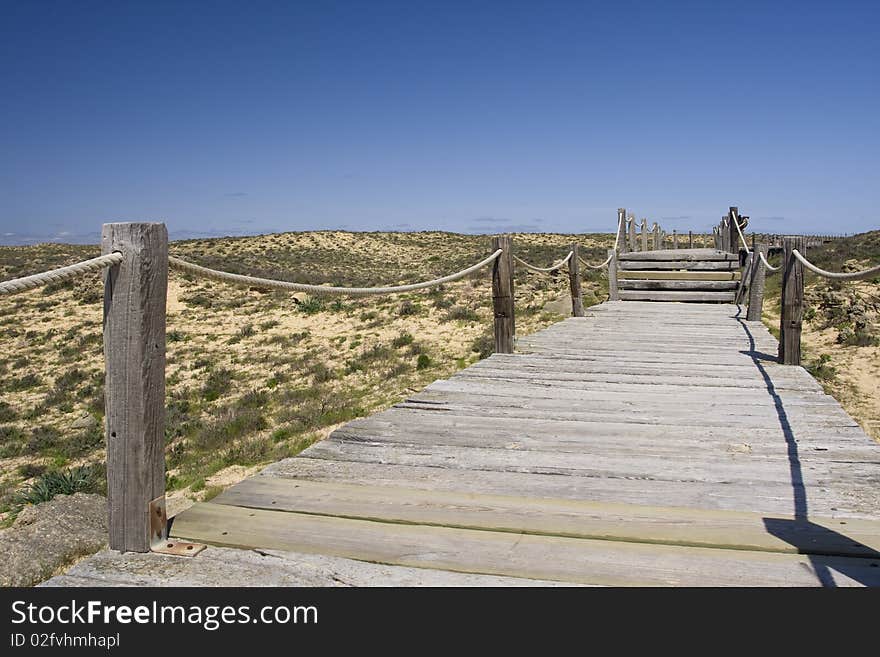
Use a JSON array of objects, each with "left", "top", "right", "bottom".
[{"left": 1, "top": 0, "right": 878, "bottom": 244}]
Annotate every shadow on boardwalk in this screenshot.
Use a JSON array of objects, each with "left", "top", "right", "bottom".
[{"left": 737, "top": 312, "right": 880, "bottom": 586}]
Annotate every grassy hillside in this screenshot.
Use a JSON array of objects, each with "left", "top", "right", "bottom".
[
  {"left": 0, "top": 230, "right": 614, "bottom": 524},
  {"left": 760, "top": 230, "right": 880, "bottom": 441}
]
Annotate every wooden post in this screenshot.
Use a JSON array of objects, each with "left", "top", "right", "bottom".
[
  {"left": 747, "top": 243, "right": 768, "bottom": 321},
  {"left": 720, "top": 217, "right": 730, "bottom": 253},
  {"left": 713, "top": 226, "right": 720, "bottom": 250},
  {"left": 608, "top": 249, "right": 619, "bottom": 301},
  {"left": 640, "top": 219, "right": 648, "bottom": 252},
  {"left": 568, "top": 243, "right": 583, "bottom": 317},
  {"left": 672, "top": 230, "right": 679, "bottom": 249},
  {"left": 491, "top": 235, "right": 515, "bottom": 354},
  {"left": 779, "top": 236, "right": 806, "bottom": 365},
  {"left": 736, "top": 252, "right": 752, "bottom": 304},
  {"left": 102, "top": 222, "right": 168, "bottom": 553},
  {"left": 728, "top": 207, "right": 740, "bottom": 254},
  {"left": 653, "top": 224, "right": 661, "bottom": 250},
  {"left": 617, "top": 208, "right": 628, "bottom": 253},
  {"left": 688, "top": 231, "right": 693, "bottom": 248},
  {"left": 628, "top": 214, "right": 637, "bottom": 252}
]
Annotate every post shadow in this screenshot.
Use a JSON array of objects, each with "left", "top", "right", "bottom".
[{"left": 735, "top": 309, "right": 880, "bottom": 586}]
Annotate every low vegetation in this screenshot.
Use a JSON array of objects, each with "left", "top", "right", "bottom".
[
  {"left": 0, "top": 230, "right": 612, "bottom": 524},
  {"left": 761, "top": 230, "right": 880, "bottom": 440}
]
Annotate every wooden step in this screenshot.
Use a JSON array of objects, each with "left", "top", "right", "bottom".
[
  {"left": 618, "top": 280, "right": 739, "bottom": 291},
  {"left": 209, "top": 477, "right": 880, "bottom": 559},
  {"left": 619, "top": 270, "right": 741, "bottom": 281},
  {"left": 618, "top": 260, "right": 738, "bottom": 271},
  {"left": 618, "top": 249, "right": 738, "bottom": 262},
  {"left": 618, "top": 290, "right": 737, "bottom": 302},
  {"left": 170, "top": 501, "right": 880, "bottom": 586}
]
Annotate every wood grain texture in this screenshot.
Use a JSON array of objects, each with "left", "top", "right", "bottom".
[
  {"left": 102, "top": 222, "right": 168, "bottom": 552},
  {"left": 608, "top": 249, "right": 619, "bottom": 300},
  {"left": 747, "top": 243, "right": 768, "bottom": 321},
  {"left": 568, "top": 242, "right": 583, "bottom": 317},
  {"left": 779, "top": 237, "right": 806, "bottom": 365},
  {"left": 163, "top": 301, "right": 880, "bottom": 586},
  {"left": 491, "top": 235, "right": 515, "bottom": 354}
]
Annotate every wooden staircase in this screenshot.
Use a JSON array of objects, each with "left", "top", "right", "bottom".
[{"left": 617, "top": 248, "right": 740, "bottom": 302}]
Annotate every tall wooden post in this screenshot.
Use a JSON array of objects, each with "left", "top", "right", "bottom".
[
  {"left": 608, "top": 249, "right": 619, "bottom": 300},
  {"left": 641, "top": 219, "right": 648, "bottom": 252},
  {"left": 653, "top": 224, "right": 661, "bottom": 250},
  {"left": 728, "top": 207, "right": 740, "bottom": 254},
  {"left": 747, "top": 243, "right": 768, "bottom": 321},
  {"left": 672, "top": 230, "right": 679, "bottom": 249},
  {"left": 491, "top": 235, "right": 515, "bottom": 354},
  {"left": 568, "top": 243, "right": 583, "bottom": 317},
  {"left": 779, "top": 236, "right": 806, "bottom": 365},
  {"left": 617, "top": 208, "right": 628, "bottom": 253},
  {"left": 720, "top": 217, "right": 730, "bottom": 253},
  {"left": 688, "top": 231, "right": 693, "bottom": 248},
  {"left": 628, "top": 214, "right": 637, "bottom": 251},
  {"left": 102, "top": 222, "right": 168, "bottom": 553}
]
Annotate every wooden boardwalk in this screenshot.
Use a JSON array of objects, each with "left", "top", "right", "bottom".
[{"left": 164, "top": 300, "right": 880, "bottom": 586}]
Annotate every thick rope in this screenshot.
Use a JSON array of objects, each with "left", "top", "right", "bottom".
[
  {"left": 579, "top": 213, "right": 624, "bottom": 269},
  {"left": 792, "top": 249, "right": 880, "bottom": 281},
  {"left": 0, "top": 252, "right": 124, "bottom": 296},
  {"left": 513, "top": 251, "right": 572, "bottom": 274},
  {"left": 733, "top": 214, "right": 751, "bottom": 254},
  {"left": 168, "top": 250, "right": 502, "bottom": 296},
  {"left": 758, "top": 250, "right": 781, "bottom": 273}
]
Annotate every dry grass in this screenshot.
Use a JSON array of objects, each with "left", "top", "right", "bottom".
[
  {"left": 0, "top": 230, "right": 613, "bottom": 523},
  {"left": 761, "top": 230, "right": 880, "bottom": 441}
]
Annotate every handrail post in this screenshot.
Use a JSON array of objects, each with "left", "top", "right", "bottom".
[
  {"left": 747, "top": 243, "right": 768, "bottom": 321},
  {"left": 628, "top": 214, "right": 637, "bottom": 252},
  {"left": 102, "top": 222, "right": 168, "bottom": 552},
  {"left": 728, "top": 206, "right": 740, "bottom": 255},
  {"left": 608, "top": 249, "right": 620, "bottom": 300},
  {"left": 617, "top": 208, "right": 628, "bottom": 253},
  {"left": 653, "top": 223, "right": 660, "bottom": 250},
  {"left": 491, "top": 235, "right": 515, "bottom": 354},
  {"left": 779, "top": 236, "right": 806, "bottom": 365},
  {"left": 640, "top": 219, "right": 648, "bottom": 252},
  {"left": 568, "top": 243, "right": 584, "bottom": 317},
  {"left": 688, "top": 231, "right": 693, "bottom": 248},
  {"left": 672, "top": 230, "right": 678, "bottom": 249}
]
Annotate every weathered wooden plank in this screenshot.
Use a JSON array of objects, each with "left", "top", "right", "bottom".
[
  {"left": 618, "top": 290, "right": 737, "bottom": 302},
  {"left": 618, "top": 279, "right": 739, "bottom": 291},
  {"left": 264, "top": 456, "right": 878, "bottom": 519},
  {"left": 618, "top": 260, "right": 738, "bottom": 270},
  {"left": 213, "top": 477, "right": 880, "bottom": 559},
  {"left": 779, "top": 236, "right": 806, "bottom": 365},
  {"left": 492, "top": 235, "right": 515, "bottom": 354},
  {"left": 618, "top": 249, "right": 738, "bottom": 261},
  {"left": 618, "top": 270, "right": 741, "bottom": 280},
  {"left": 170, "top": 503, "right": 880, "bottom": 586},
  {"left": 102, "top": 222, "right": 168, "bottom": 553}
]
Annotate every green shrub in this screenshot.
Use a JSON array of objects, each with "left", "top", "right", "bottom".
[
  {"left": 416, "top": 353, "right": 432, "bottom": 370},
  {"left": 0, "top": 401, "right": 17, "bottom": 423},
  {"left": 444, "top": 306, "right": 478, "bottom": 322},
  {"left": 14, "top": 465, "right": 101, "bottom": 506},
  {"left": 391, "top": 332, "right": 414, "bottom": 348},
  {"left": 298, "top": 297, "right": 325, "bottom": 315},
  {"left": 470, "top": 334, "right": 494, "bottom": 359}
]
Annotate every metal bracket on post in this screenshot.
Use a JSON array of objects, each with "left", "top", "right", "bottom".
[{"left": 149, "top": 496, "right": 206, "bottom": 557}]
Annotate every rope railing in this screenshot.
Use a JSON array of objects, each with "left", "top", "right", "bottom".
[
  {"left": 792, "top": 249, "right": 880, "bottom": 281},
  {"left": 579, "top": 212, "right": 624, "bottom": 269},
  {"left": 758, "top": 250, "right": 781, "bottom": 272},
  {"left": 0, "top": 252, "right": 124, "bottom": 296},
  {"left": 513, "top": 250, "right": 572, "bottom": 274},
  {"left": 168, "top": 250, "right": 503, "bottom": 296}
]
